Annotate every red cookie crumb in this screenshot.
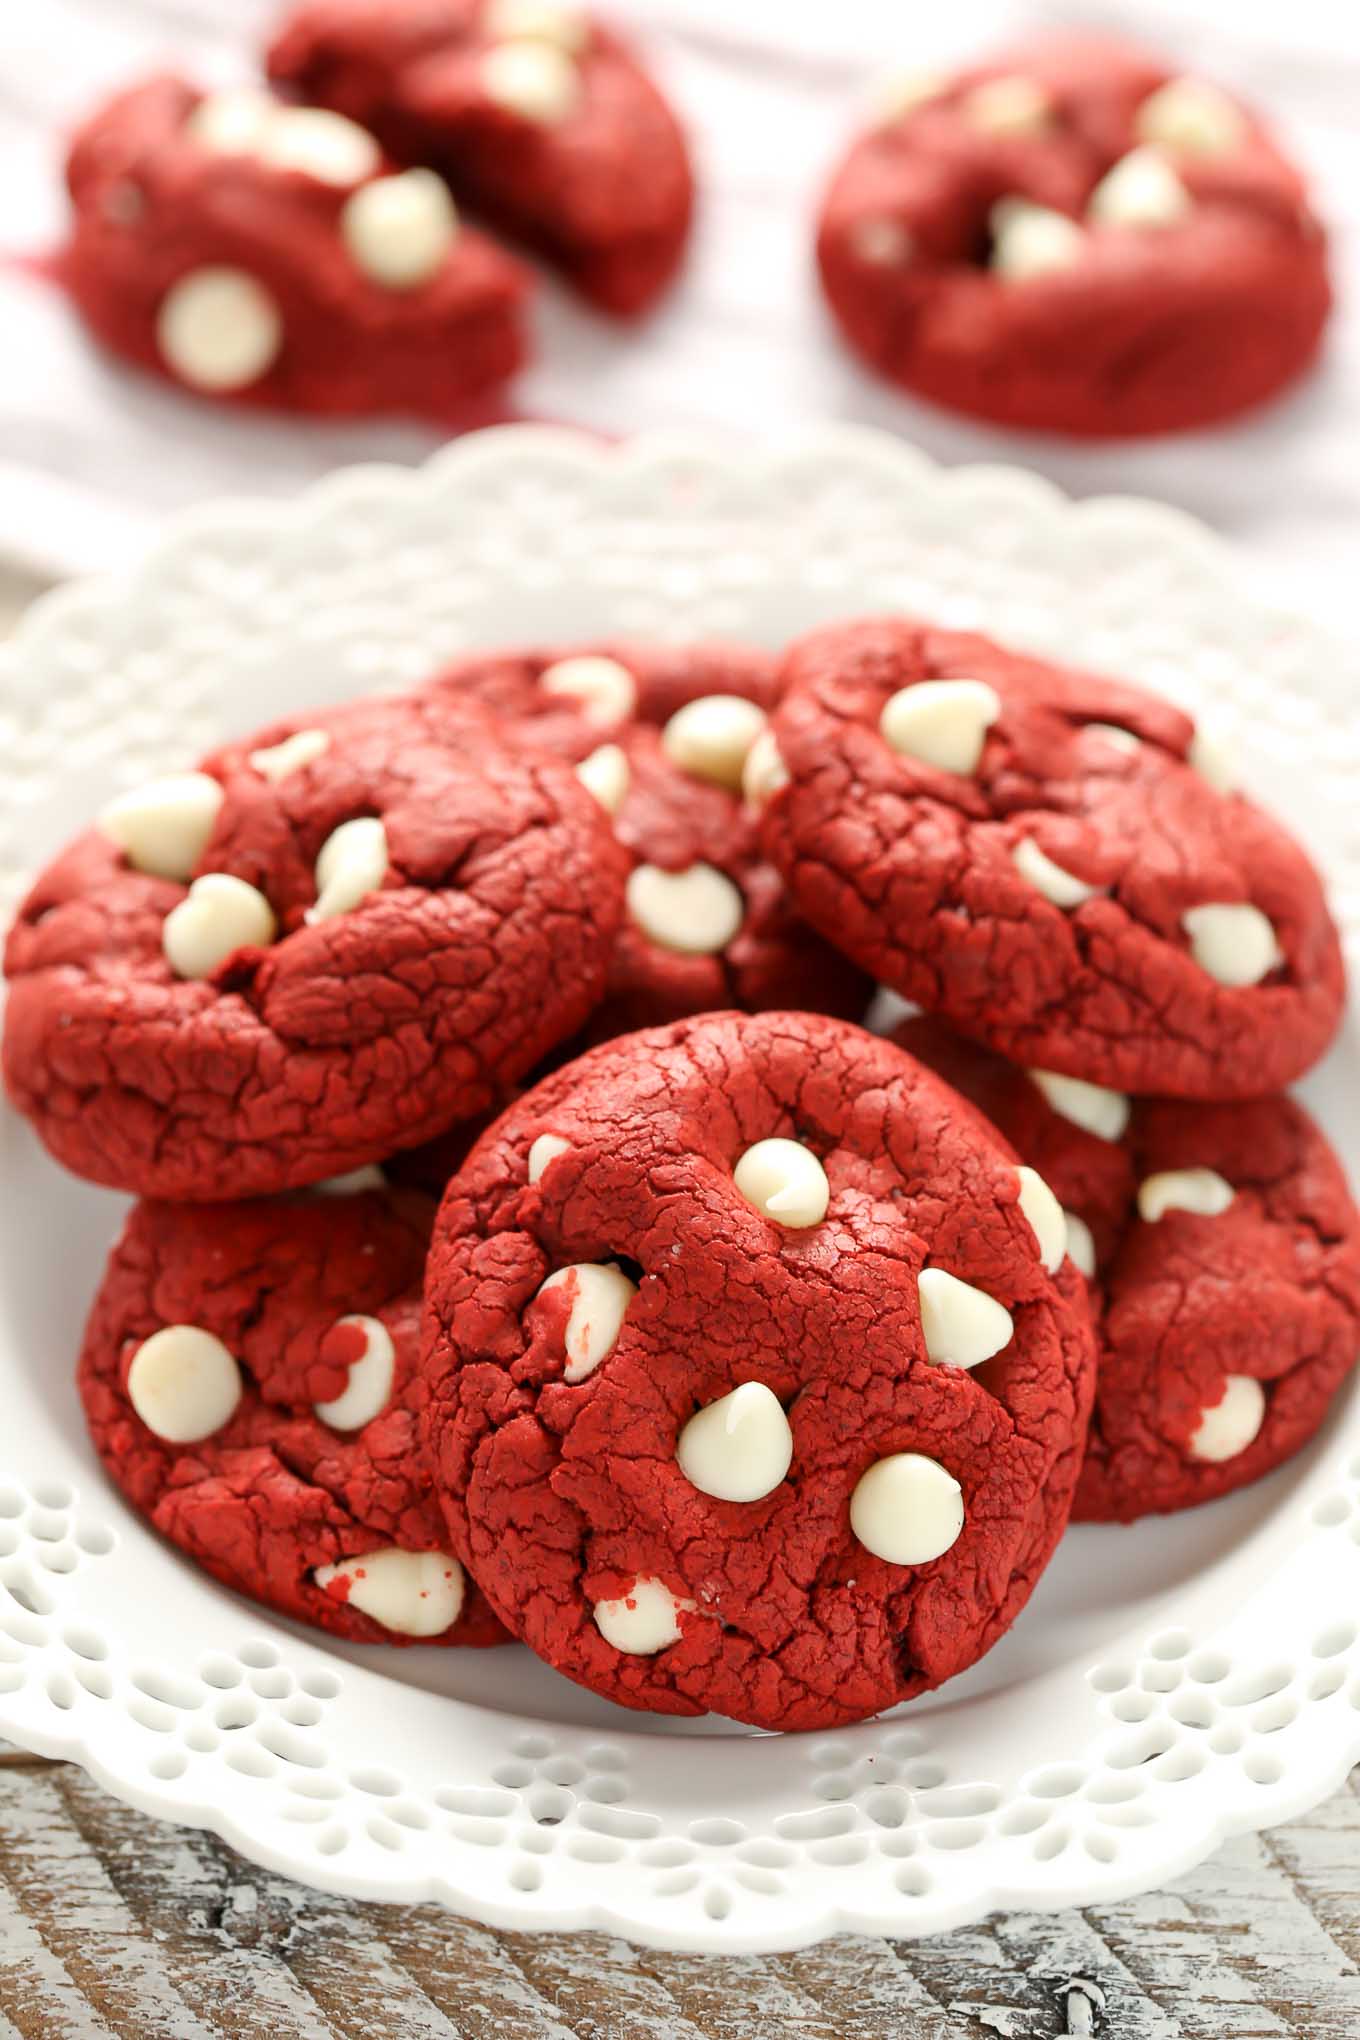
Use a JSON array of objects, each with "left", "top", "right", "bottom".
[
  {"left": 64, "top": 74, "right": 527, "bottom": 420},
  {"left": 818, "top": 36, "right": 1330, "bottom": 436},
  {"left": 268, "top": 0, "right": 692, "bottom": 315},
  {"left": 761, "top": 616, "right": 1344, "bottom": 1099},
  {"left": 902, "top": 1016, "right": 1360, "bottom": 1521},
  {"left": 423, "top": 642, "right": 869, "bottom": 1035},
  {"left": 420, "top": 1010, "right": 1095, "bottom": 1730},
  {"left": 4, "top": 691, "right": 626, "bottom": 1200},
  {"left": 79, "top": 1188, "right": 507, "bottom": 1645}
]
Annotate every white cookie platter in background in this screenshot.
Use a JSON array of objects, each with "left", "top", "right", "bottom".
[{"left": 1, "top": 425, "right": 1359, "bottom": 1953}]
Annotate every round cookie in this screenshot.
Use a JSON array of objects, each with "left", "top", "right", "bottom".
[
  {"left": 423, "top": 642, "right": 869, "bottom": 1035},
  {"left": 817, "top": 36, "right": 1330, "bottom": 436},
  {"left": 760, "top": 616, "right": 1343, "bottom": 1099},
  {"left": 901, "top": 1017, "right": 1360, "bottom": 1521},
  {"left": 420, "top": 1010, "right": 1095, "bottom": 1730},
  {"left": 64, "top": 74, "right": 527, "bottom": 419},
  {"left": 268, "top": 0, "right": 693, "bottom": 316},
  {"left": 4, "top": 690, "right": 627, "bottom": 1199},
  {"left": 79, "top": 1186, "right": 506, "bottom": 1645}
]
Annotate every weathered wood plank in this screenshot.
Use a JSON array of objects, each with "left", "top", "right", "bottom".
[
  {"left": 480, "top": 1931, "right": 714, "bottom": 2040},
  {"left": 55, "top": 1768, "right": 339, "bottom": 2039},
  {"left": 1082, "top": 1828, "right": 1360, "bottom": 2040},
  {"left": 0, "top": 1768, "right": 213, "bottom": 2038},
  {"left": 8, "top": 1755, "right": 1360, "bottom": 2039}
]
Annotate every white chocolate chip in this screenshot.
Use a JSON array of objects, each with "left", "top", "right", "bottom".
[
  {"left": 539, "top": 655, "right": 636, "bottom": 728},
  {"left": 876, "top": 69, "right": 946, "bottom": 123},
  {"left": 248, "top": 728, "right": 331, "bottom": 783},
  {"left": 1189, "top": 1375, "right": 1265, "bottom": 1463},
  {"left": 1028, "top": 1068, "right": 1131, "bottom": 1143},
  {"left": 307, "top": 816, "right": 389, "bottom": 924},
  {"left": 163, "top": 873, "right": 276, "bottom": 980},
  {"left": 482, "top": 38, "right": 581, "bottom": 124},
  {"left": 259, "top": 107, "right": 381, "bottom": 186},
  {"left": 575, "top": 743, "right": 630, "bottom": 814},
  {"left": 917, "top": 1267, "right": 1014, "bottom": 1369},
  {"left": 98, "top": 771, "right": 224, "bottom": 881},
  {"left": 538, "top": 1262, "right": 636, "bottom": 1383},
  {"left": 850, "top": 1452, "right": 964, "bottom": 1566},
  {"left": 592, "top": 1576, "right": 695, "bottom": 1653},
  {"left": 485, "top": 0, "right": 589, "bottom": 51},
  {"left": 156, "top": 267, "right": 283, "bottom": 392},
  {"left": 661, "top": 695, "right": 768, "bottom": 791},
  {"left": 1182, "top": 902, "right": 1282, "bottom": 987},
  {"left": 314, "top": 1165, "right": 387, "bottom": 1194},
  {"left": 1012, "top": 836, "right": 1102, "bottom": 909},
  {"left": 850, "top": 217, "right": 915, "bottom": 266},
  {"left": 741, "top": 727, "right": 790, "bottom": 807},
  {"left": 1136, "top": 76, "right": 1247, "bottom": 157},
  {"left": 1016, "top": 1165, "right": 1066, "bottom": 1274},
  {"left": 341, "top": 169, "right": 459, "bottom": 288},
  {"left": 733, "top": 1138, "right": 830, "bottom": 1229},
  {"left": 527, "top": 1133, "right": 570, "bottom": 1183},
  {"left": 1087, "top": 721, "right": 1141, "bottom": 756},
  {"left": 626, "top": 863, "right": 743, "bottom": 956},
  {"left": 964, "top": 74, "right": 1054, "bottom": 138},
  {"left": 1187, "top": 724, "right": 1237, "bottom": 794},
  {"left": 1064, "top": 1211, "right": 1097, "bottom": 1278},
  {"left": 128, "top": 1325, "right": 243, "bottom": 1443},
  {"left": 185, "top": 89, "right": 277, "bottom": 156},
  {"left": 312, "top": 1315, "right": 395, "bottom": 1430},
  {"left": 313, "top": 1548, "right": 464, "bottom": 1636},
  {"left": 676, "top": 1381, "right": 793, "bottom": 1503},
  {"left": 1137, "top": 1167, "right": 1235, "bottom": 1224},
  {"left": 989, "top": 199, "right": 1084, "bottom": 280},
  {"left": 880, "top": 679, "right": 1000, "bottom": 775},
  {"left": 1088, "top": 147, "right": 1190, "bottom": 230}
]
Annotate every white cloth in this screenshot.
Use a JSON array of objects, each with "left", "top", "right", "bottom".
[{"left": 2, "top": 0, "right": 1359, "bottom": 639}]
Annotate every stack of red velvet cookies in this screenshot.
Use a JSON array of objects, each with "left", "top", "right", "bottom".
[{"left": 6, "top": 621, "right": 1356, "bottom": 1731}]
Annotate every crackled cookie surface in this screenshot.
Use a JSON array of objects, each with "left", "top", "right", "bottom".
[
  {"left": 818, "top": 36, "right": 1330, "bottom": 435},
  {"left": 80, "top": 1188, "right": 506, "bottom": 1645},
  {"left": 64, "top": 73, "right": 527, "bottom": 417},
  {"left": 4, "top": 691, "right": 626, "bottom": 1199},
  {"left": 420, "top": 1011, "right": 1094, "bottom": 1729},
  {"left": 902, "top": 1018, "right": 1360, "bottom": 1521},
  {"left": 268, "top": 0, "right": 692, "bottom": 314},
  {"left": 761, "top": 616, "right": 1343, "bottom": 1099},
  {"left": 425, "top": 642, "right": 868, "bottom": 1035}
]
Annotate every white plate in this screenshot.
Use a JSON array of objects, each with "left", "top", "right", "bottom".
[{"left": 1, "top": 426, "right": 1359, "bottom": 1954}]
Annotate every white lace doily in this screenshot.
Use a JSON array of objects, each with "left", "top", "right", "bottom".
[{"left": 1, "top": 426, "right": 1358, "bottom": 1951}]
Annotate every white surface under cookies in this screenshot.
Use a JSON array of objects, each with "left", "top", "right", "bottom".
[{"left": 0, "top": 428, "right": 1358, "bottom": 1951}]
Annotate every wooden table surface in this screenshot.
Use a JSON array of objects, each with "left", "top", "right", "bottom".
[{"left": 3, "top": 565, "right": 1359, "bottom": 2039}]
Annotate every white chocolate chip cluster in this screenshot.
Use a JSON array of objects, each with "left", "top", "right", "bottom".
[
  {"left": 528, "top": 1119, "right": 1076, "bottom": 1659},
  {"left": 877, "top": 686, "right": 1284, "bottom": 982},
  {"left": 97, "top": 760, "right": 395, "bottom": 981},
  {"left": 1019, "top": 1067, "right": 1266, "bottom": 1465},
  {"left": 157, "top": 92, "right": 464, "bottom": 390},
  {"left": 868, "top": 65, "right": 1248, "bottom": 285},
  {"left": 124, "top": 1295, "right": 467, "bottom": 1638}
]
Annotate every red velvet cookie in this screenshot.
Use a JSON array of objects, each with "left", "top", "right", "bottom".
[
  {"left": 4, "top": 691, "right": 626, "bottom": 1200},
  {"left": 64, "top": 74, "right": 527, "bottom": 418},
  {"left": 818, "top": 37, "right": 1330, "bottom": 436},
  {"left": 901, "top": 1017, "right": 1360, "bottom": 1522},
  {"left": 268, "top": 0, "right": 692, "bottom": 315},
  {"left": 761, "top": 616, "right": 1344, "bottom": 1099},
  {"left": 420, "top": 1010, "right": 1095, "bottom": 1730},
  {"left": 79, "top": 1186, "right": 506, "bottom": 1645},
  {"left": 424, "top": 642, "right": 868, "bottom": 1035}
]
